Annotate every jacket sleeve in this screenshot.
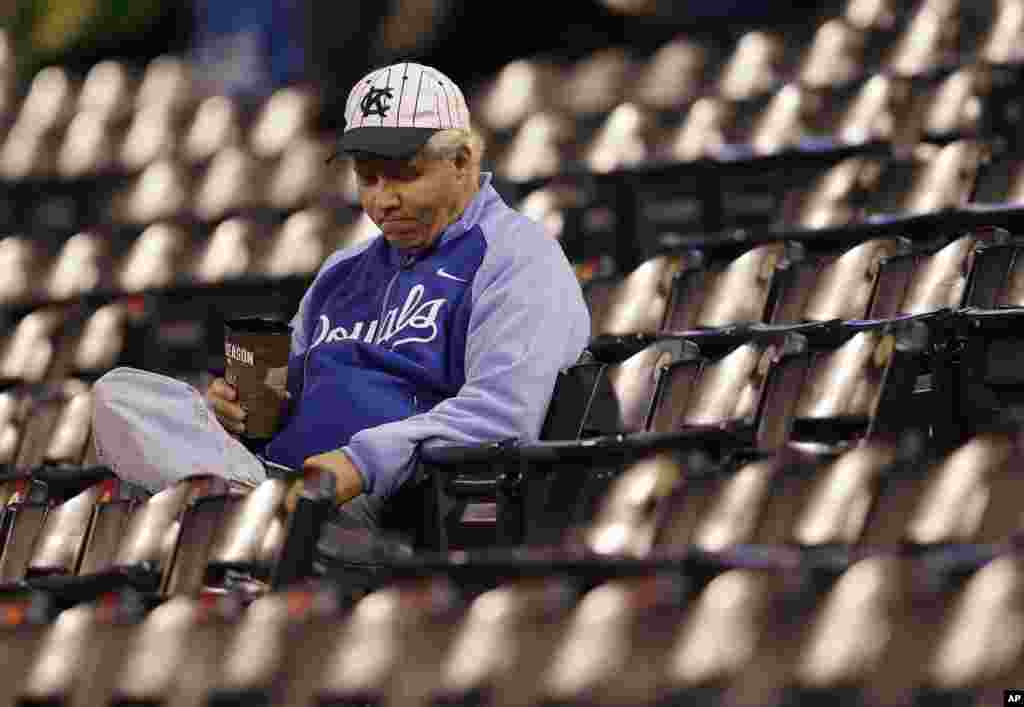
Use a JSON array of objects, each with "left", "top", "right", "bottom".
[{"left": 342, "top": 232, "right": 591, "bottom": 500}]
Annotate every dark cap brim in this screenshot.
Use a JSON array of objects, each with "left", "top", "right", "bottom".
[{"left": 333, "top": 126, "right": 440, "bottom": 160}]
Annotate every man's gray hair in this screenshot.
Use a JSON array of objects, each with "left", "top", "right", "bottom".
[{"left": 419, "top": 127, "right": 485, "bottom": 166}]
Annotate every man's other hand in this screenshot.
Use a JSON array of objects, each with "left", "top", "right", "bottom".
[
  {"left": 206, "top": 378, "right": 247, "bottom": 435},
  {"left": 286, "top": 449, "right": 365, "bottom": 512}
]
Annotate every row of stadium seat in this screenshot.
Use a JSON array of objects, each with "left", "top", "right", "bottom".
[
  {"left": 0, "top": 504, "right": 1018, "bottom": 705},
  {"left": 0, "top": 136, "right": 1016, "bottom": 309},
  {"left": 475, "top": 0, "right": 1024, "bottom": 130}
]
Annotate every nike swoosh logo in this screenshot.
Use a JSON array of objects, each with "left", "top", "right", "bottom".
[{"left": 436, "top": 267, "right": 468, "bottom": 283}]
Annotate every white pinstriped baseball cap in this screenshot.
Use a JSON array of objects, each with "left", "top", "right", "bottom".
[{"left": 335, "top": 62, "right": 471, "bottom": 159}]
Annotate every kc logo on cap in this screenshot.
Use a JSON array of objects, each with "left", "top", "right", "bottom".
[{"left": 360, "top": 86, "right": 394, "bottom": 119}]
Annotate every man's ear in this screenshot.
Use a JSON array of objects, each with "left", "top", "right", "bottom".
[{"left": 452, "top": 144, "right": 472, "bottom": 174}]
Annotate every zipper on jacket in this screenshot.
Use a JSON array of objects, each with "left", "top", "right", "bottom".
[{"left": 379, "top": 253, "right": 415, "bottom": 346}]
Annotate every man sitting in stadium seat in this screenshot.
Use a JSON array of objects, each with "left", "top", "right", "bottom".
[{"left": 91, "top": 63, "right": 591, "bottom": 532}]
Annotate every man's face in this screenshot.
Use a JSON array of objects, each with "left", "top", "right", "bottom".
[{"left": 354, "top": 152, "right": 466, "bottom": 253}]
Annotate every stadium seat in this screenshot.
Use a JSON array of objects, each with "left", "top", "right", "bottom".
[
  {"left": 582, "top": 102, "right": 660, "bottom": 174},
  {"left": 109, "top": 162, "right": 192, "bottom": 227},
  {"left": 193, "top": 146, "right": 268, "bottom": 223},
  {"left": 44, "top": 231, "right": 112, "bottom": 301},
  {"left": 265, "top": 136, "right": 334, "bottom": 212},
  {"left": 0, "top": 592, "right": 58, "bottom": 706},
  {"left": 0, "top": 236, "right": 54, "bottom": 307},
  {"left": 17, "top": 67, "right": 77, "bottom": 139},
  {"left": 868, "top": 228, "right": 1013, "bottom": 319},
  {"left": 257, "top": 208, "right": 335, "bottom": 278},
  {"left": 435, "top": 578, "right": 579, "bottom": 707},
  {"left": 713, "top": 31, "right": 787, "bottom": 101},
  {"left": 881, "top": 430, "right": 1022, "bottom": 547},
  {"left": 0, "top": 119, "right": 57, "bottom": 181},
  {"left": 538, "top": 575, "right": 687, "bottom": 706},
  {"left": 918, "top": 555, "right": 1024, "bottom": 703},
  {"left": 135, "top": 55, "right": 198, "bottom": 117},
  {"left": 903, "top": 65, "right": 997, "bottom": 145},
  {"left": 313, "top": 578, "right": 464, "bottom": 706},
  {"left": 782, "top": 555, "right": 918, "bottom": 705},
  {"left": 977, "top": 0, "right": 1024, "bottom": 66},
  {"left": 795, "top": 18, "right": 871, "bottom": 89},
  {"left": 191, "top": 217, "right": 261, "bottom": 284},
  {"left": 472, "top": 58, "right": 564, "bottom": 134},
  {"left": 157, "top": 475, "right": 237, "bottom": 597},
  {"left": 494, "top": 111, "right": 577, "bottom": 183},
  {"left": 753, "top": 442, "right": 900, "bottom": 547},
  {"left": 183, "top": 94, "right": 245, "bottom": 165},
  {"left": 108, "top": 593, "right": 248, "bottom": 706},
  {"left": 119, "top": 103, "right": 184, "bottom": 172},
  {"left": 663, "top": 241, "right": 786, "bottom": 331},
  {"left": 0, "top": 474, "right": 49, "bottom": 586},
  {"left": 585, "top": 252, "right": 693, "bottom": 338},
  {"left": 116, "top": 222, "right": 192, "bottom": 291},
  {"left": 778, "top": 321, "right": 927, "bottom": 451},
  {"left": 249, "top": 86, "right": 319, "bottom": 159},
  {"left": 17, "top": 595, "right": 152, "bottom": 707},
  {"left": 0, "top": 310, "right": 68, "bottom": 385},
  {"left": 829, "top": 72, "right": 914, "bottom": 148},
  {"left": 56, "top": 109, "right": 120, "bottom": 179},
  {"left": 77, "top": 60, "right": 135, "bottom": 125},
  {"left": 883, "top": 2, "right": 962, "bottom": 77},
  {"left": 627, "top": 37, "right": 711, "bottom": 111},
  {"left": 203, "top": 477, "right": 291, "bottom": 592},
  {"left": 556, "top": 48, "right": 634, "bottom": 119},
  {"left": 663, "top": 568, "right": 785, "bottom": 705},
  {"left": 768, "top": 238, "right": 908, "bottom": 325}
]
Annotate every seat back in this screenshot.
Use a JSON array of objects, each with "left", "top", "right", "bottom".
[{"left": 159, "top": 476, "right": 234, "bottom": 597}]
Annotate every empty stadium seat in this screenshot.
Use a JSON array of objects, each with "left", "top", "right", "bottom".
[
  {"left": 472, "top": 58, "right": 563, "bottom": 133},
  {"left": 116, "top": 222, "right": 191, "bottom": 291},
  {"left": 664, "top": 242, "right": 785, "bottom": 331},
  {"left": 109, "top": 162, "right": 192, "bottom": 227},
  {"left": 77, "top": 60, "right": 135, "bottom": 124},
  {"left": 0, "top": 120, "right": 57, "bottom": 181},
  {"left": 0, "top": 310, "right": 68, "bottom": 384},
  {"left": 582, "top": 102, "right": 660, "bottom": 174},
  {"left": 919, "top": 555, "right": 1024, "bottom": 700},
  {"left": 193, "top": 146, "right": 267, "bottom": 223},
  {"left": 436, "top": 578, "right": 578, "bottom": 706},
  {"left": 869, "top": 228, "right": 1012, "bottom": 319},
  {"left": 627, "top": 38, "right": 711, "bottom": 111},
  {"left": 539, "top": 576, "right": 686, "bottom": 706},
  {"left": 265, "top": 136, "right": 334, "bottom": 212},
  {"left": 977, "top": 0, "right": 1024, "bottom": 65},
  {"left": 663, "top": 569, "right": 783, "bottom": 704},
  {"left": 556, "top": 48, "right": 634, "bottom": 118},
  {"left": 713, "top": 31, "right": 787, "bottom": 101},
  {"left": 17, "top": 66, "right": 77, "bottom": 138},
  {"left": 109, "top": 594, "right": 247, "bottom": 705},
  {"left": 183, "top": 94, "right": 245, "bottom": 165},
  {"left": 249, "top": 86, "right": 318, "bottom": 159},
  {"left": 135, "top": 55, "right": 197, "bottom": 116},
  {"left": 495, "top": 111, "right": 577, "bottom": 183},
  {"left": 795, "top": 19, "right": 871, "bottom": 89},
  {"left": 56, "top": 109, "right": 120, "bottom": 178},
  {"left": 883, "top": 2, "right": 962, "bottom": 77},
  {"left": 119, "top": 103, "right": 184, "bottom": 172},
  {"left": 257, "top": 208, "right": 334, "bottom": 278},
  {"left": 190, "top": 217, "right": 261, "bottom": 284},
  {"left": 769, "top": 238, "right": 908, "bottom": 324},
  {"left": 586, "top": 253, "right": 692, "bottom": 337},
  {"left": 314, "top": 578, "right": 463, "bottom": 705}
]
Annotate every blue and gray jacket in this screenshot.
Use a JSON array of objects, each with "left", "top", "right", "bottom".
[{"left": 263, "top": 173, "right": 591, "bottom": 500}]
